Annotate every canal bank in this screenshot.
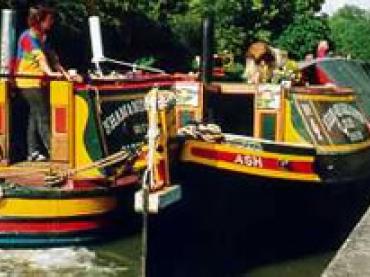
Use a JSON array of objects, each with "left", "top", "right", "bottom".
[{"left": 323, "top": 183, "right": 370, "bottom": 277}]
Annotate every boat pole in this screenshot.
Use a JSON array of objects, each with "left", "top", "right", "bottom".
[
  {"left": 88, "top": 15, "right": 104, "bottom": 76},
  {"left": 201, "top": 16, "right": 214, "bottom": 84},
  {"left": 0, "top": 9, "right": 16, "bottom": 75},
  {"left": 141, "top": 88, "right": 159, "bottom": 276}
]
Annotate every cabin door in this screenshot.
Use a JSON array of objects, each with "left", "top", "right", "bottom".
[
  {"left": 50, "top": 81, "right": 74, "bottom": 166},
  {"left": 254, "top": 84, "right": 283, "bottom": 141}
]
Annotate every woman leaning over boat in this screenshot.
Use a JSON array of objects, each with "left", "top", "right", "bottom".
[{"left": 15, "top": 6, "right": 67, "bottom": 161}]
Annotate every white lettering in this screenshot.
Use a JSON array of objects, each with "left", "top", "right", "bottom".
[
  {"left": 234, "top": 154, "right": 263, "bottom": 168},
  {"left": 323, "top": 109, "right": 337, "bottom": 132},
  {"left": 102, "top": 99, "right": 146, "bottom": 136}
]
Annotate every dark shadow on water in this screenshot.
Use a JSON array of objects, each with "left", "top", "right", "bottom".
[{"left": 147, "top": 166, "right": 370, "bottom": 277}]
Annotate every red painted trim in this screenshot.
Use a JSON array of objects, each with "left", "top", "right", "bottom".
[
  {"left": 0, "top": 105, "right": 3, "bottom": 134},
  {"left": 0, "top": 219, "right": 110, "bottom": 234},
  {"left": 69, "top": 178, "right": 108, "bottom": 189},
  {"left": 55, "top": 107, "right": 67, "bottom": 133},
  {"left": 74, "top": 75, "right": 197, "bottom": 92},
  {"left": 157, "top": 159, "right": 167, "bottom": 184},
  {"left": 190, "top": 147, "right": 314, "bottom": 174},
  {"left": 114, "top": 175, "right": 139, "bottom": 187},
  {"left": 75, "top": 80, "right": 176, "bottom": 92},
  {"left": 288, "top": 161, "right": 314, "bottom": 174},
  {"left": 316, "top": 67, "right": 333, "bottom": 85}
]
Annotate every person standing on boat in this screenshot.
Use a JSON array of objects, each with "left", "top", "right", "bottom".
[
  {"left": 315, "top": 40, "right": 332, "bottom": 84},
  {"left": 15, "top": 6, "right": 65, "bottom": 161},
  {"left": 316, "top": 40, "right": 330, "bottom": 59}
]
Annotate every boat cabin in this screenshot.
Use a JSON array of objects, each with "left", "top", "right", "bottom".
[
  {"left": 204, "top": 82, "right": 370, "bottom": 150},
  {"left": 0, "top": 73, "right": 203, "bottom": 186}
]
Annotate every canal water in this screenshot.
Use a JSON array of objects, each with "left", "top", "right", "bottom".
[{"left": 1, "top": 173, "right": 370, "bottom": 276}]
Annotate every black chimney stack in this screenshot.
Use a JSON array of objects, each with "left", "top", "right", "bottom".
[{"left": 201, "top": 17, "right": 214, "bottom": 84}]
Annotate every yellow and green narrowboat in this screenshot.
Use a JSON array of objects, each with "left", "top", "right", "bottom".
[
  {"left": 177, "top": 82, "right": 370, "bottom": 185},
  {"left": 0, "top": 72, "right": 187, "bottom": 246}
]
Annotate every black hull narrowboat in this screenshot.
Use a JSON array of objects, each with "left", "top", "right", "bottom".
[{"left": 177, "top": 82, "right": 370, "bottom": 185}]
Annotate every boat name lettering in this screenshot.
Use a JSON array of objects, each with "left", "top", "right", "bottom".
[
  {"left": 323, "top": 103, "right": 366, "bottom": 132},
  {"left": 301, "top": 103, "right": 313, "bottom": 116},
  {"left": 102, "top": 99, "right": 146, "bottom": 136},
  {"left": 322, "top": 103, "right": 366, "bottom": 142},
  {"left": 234, "top": 154, "right": 263, "bottom": 168},
  {"left": 310, "top": 118, "right": 324, "bottom": 141}
]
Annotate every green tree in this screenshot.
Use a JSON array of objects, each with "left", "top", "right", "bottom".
[
  {"left": 274, "top": 14, "right": 331, "bottom": 59},
  {"left": 168, "top": 0, "right": 325, "bottom": 59},
  {"left": 1, "top": 0, "right": 328, "bottom": 70},
  {"left": 329, "top": 5, "right": 370, "bottom": 60}
]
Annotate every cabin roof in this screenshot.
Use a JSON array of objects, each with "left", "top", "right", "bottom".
[
  {"left": 292, "top": 85, "right": 353, "bottom": 95},
  {"left": 74, "top": 73, "right": 196, "bottom": 92}
]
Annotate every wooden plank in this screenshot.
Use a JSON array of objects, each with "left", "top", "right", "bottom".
[{"left": 212, "top": 82, "right": 258, "bottom": 94}]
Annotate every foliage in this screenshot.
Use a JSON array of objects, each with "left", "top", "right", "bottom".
[
  {"left": 329, "top": 5, "right": 370, "bottom": 60},
  {"left": 167, "top": 0, "right": 325, "bottom": 59},
  {"left": 223, "top": 61, "right": 245, "bottom": 81},
  {"left": 1, "top": 0, "right": 329, "bottom": 71},
  {"left": 274, "top": 14, "right": 331, "bottom": 60},
  {"left": 271, "top": 59, "right": 301, "bottom": 84},
  {"left": 0, "top": 0, "right": 11, "bottom": 8},
  {"left": 134, "top": 56, "right": 156, "bottom": 67}
]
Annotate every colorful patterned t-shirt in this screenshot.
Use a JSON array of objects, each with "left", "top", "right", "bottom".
[{"left": 16, "top": 29, "right": 47, "bottom": 88}]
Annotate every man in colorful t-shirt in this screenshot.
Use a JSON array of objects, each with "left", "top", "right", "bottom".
[{"left": 15, "top": 6, "right": 63, "bottom": 161}]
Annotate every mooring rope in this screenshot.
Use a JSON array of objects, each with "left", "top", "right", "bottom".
[{"left": 0, "top": 145, "right": 142, "bottom": 186}]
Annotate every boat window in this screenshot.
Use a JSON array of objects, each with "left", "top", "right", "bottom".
[
  {"left": 293, "top": 94, "right": 370, "bottom": 145},
  {"left": 206, "top": 93, "right": 254, "bottom": 136},
  {"left": 260, "top": 113, "right": 276, "bottom": 140}
]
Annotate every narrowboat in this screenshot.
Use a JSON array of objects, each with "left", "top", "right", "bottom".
[
  {"left": 0, "top": 78, "right": 132, "bottom": 246},
  {"left": 0, "top": 9, "right": 186, "bottom": 246},
  {"left": 177, "top": 82, "right": 370, "bottom": 185},
  {"left": 0, "top": 72, "right": 191, "bottom": 246},
  {"left": 173, "top": 19, "right": 370, "bottom": 186}
]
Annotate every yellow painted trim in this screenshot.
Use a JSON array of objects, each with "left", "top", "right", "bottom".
[
  {"left": 181, "top": 142, "right": 319, "bottom": 182},
  {"left": 0, "top": 80, "right": 9, "bottom": 161},
  {"left": 50, "top": 81, "right": 73, "bottom": 106},
  {"left": 100, "top": 94, "right": 146, "bottom": 101},
  {"left": 0, "top": 81, "right": 6, "bottom": 103},
  {"left": 74, "top": 95, "right": 103, "bottom": 178},
  {"left": 183, "top": 140, "right": 314, "bottom": 162},
  {"left": 180, "top": 140, "right": 320, "bottom": 182},
  {"left": 316, "top": 139, "right": 370, "bottom": 153},
  {"left": 133, "top": 146, "right": 148, "bottom": 171},
  {"left": 133, "top": 159, "right": 147, "bottom": 171},
  {"left": 68, "top": 85, "right": 75, "bottom": 168},
  {"left": 0, "top": 196, "right": 116, "bottom": 218},
  {"left": 283, "top": 99, "right": 309, "bottom": 144},
  {"left": 293, "top": 94, "right": 354, "bottom": 102}
]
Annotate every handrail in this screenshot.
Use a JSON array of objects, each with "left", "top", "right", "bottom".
[{"left": 0, "top": 73, "right": 68, "bottom": 80}]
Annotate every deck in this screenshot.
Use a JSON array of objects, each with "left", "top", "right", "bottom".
[{"left": 0, "top": 162, "right": 69, "bottom": 186}]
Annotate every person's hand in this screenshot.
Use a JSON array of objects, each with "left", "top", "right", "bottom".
[
  {"left": 50, "top": 71, "right": 63, "bottom": 79},
  {"left": 72, "top": 74, "right": 83, "bottom": 83},
  {"left": 63, "top": 72, "right": 72, "bottom": 81}
]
